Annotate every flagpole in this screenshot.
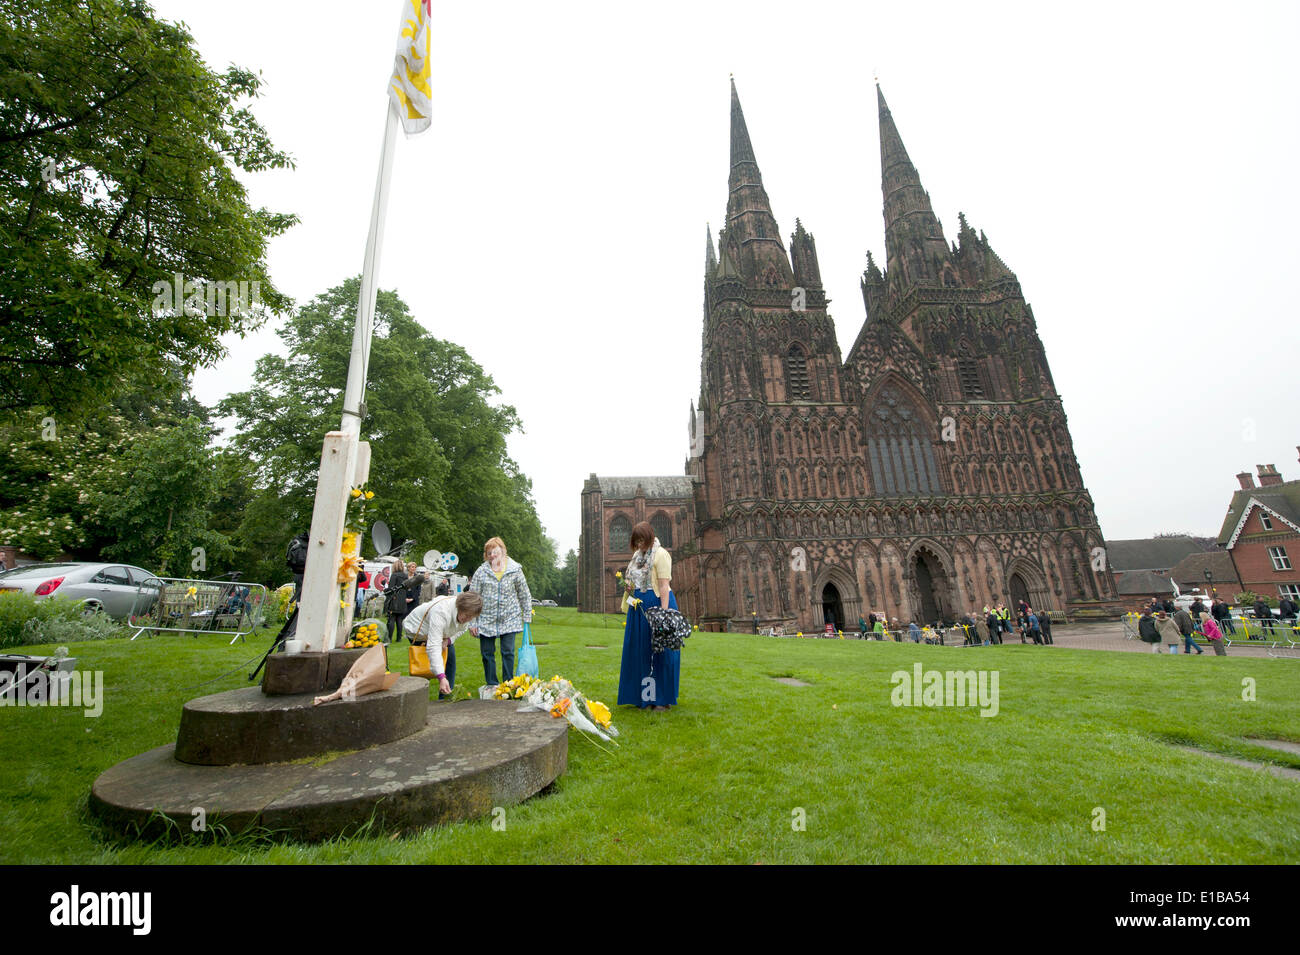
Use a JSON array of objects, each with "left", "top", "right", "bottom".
[
  {"left": 344, "top": 100, "right": 399, "bottom": 437},
  {"left": 294, "top": 100, "right": 399, "bottom": 654}
]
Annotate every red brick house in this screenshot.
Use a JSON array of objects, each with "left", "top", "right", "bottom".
[{"left": 1216, "top": 459, "right": 1300, "bottom": 606}]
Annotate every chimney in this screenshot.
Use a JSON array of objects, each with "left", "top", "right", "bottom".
[
  {"left": 1237, "top": 472, "right": 1255, "bottom": 490},
  {"left": 1257, "top": 464, "right": 1283, "bottom": 487}
]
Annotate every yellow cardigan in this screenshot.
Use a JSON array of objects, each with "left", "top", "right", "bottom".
[{"left": 620, "top": 547, "right": 672, "bottom": 612}]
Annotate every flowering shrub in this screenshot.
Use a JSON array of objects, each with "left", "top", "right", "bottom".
[{"left": 0, "top": 592, "right": 123, "bottom": 648}]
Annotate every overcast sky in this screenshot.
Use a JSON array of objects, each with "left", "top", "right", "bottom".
[{"left": 156, "top": 0, "right": 1300, "bottom": 558}]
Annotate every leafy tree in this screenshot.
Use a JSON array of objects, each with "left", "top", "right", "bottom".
[
  {"left": 0, "top": 0, "right": 296, "bottom": 415},
  {"left": 219, "top": 279, "right": 557, "bottom": 587},
  {"left": 86, "top": 416, "right": 232, "bottom": 574},
  {"left": 555, "top": 549, "right": 578, "bottom": 606},
  {"left": 0, "top": 373, "right": 232, "bottom": 570}
]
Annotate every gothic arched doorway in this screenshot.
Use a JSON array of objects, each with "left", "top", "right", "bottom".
[
  {"left": 911, "top": 548, "right": 953, "bottom": 624},
  {"left": 822, "top": 583, "right": 844, "bottom": 633},
  {"left": 1009, "top": 572, "right": 1030, "bottom": 611}
]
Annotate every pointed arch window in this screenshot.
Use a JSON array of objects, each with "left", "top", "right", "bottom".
[
  {"left": 650, "top": 512, "right": 673, "bottom": 548},
  {"left": 608, "top": 516, "right": 631, "bottom": 554},
  {"left": 786, "top": 344, "right": 810, "bottom": 400},
  {"left": 864, "top": 385, "right": 939, "bottom": 497}
]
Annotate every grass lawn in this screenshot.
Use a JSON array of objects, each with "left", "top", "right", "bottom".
[{"left": 2, "top": 607, "right": 1298, "bottom": 863}]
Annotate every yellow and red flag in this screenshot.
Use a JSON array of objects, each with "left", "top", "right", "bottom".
[{"left": 388, "top": 0, "right": 433, "bottom": 135}]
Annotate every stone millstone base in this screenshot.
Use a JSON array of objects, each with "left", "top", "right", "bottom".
[
  {"left": 90, "top": 700, "right": 568, "bottom": 842},
  {"left": 175, "top": 677, "right": 429, "bottom": 765}
]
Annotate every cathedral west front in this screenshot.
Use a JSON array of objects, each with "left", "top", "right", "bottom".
[{"left": 579, "top": 82, "right": 1123, "bottom": 632}]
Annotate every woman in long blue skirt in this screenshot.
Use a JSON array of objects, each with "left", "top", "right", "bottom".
[{"left": 615, "top": 522, "right": 680, "bottom": 711}]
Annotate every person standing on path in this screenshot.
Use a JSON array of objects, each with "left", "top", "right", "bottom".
[
  {"left": 1138, "top": 609, "right": 1162, "bottom": 652},
  {"left": 1199, "top": 612, "right": 1228, "bottom": 657},
  {"left": 1155, "top": 611, "right": 1181, "bottom": 651},
  {"left": 1174, "top": 606, "right": 1203, "bottom": 655},
  {"left": 1212, "top": 598, "right": 1236, "bottom": 636}
]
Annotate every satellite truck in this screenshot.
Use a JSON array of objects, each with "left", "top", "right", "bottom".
[{"left": 355, "top": 521, "right": 466, "bottom": 615}]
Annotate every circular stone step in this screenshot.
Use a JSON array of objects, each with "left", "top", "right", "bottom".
[
  {"left": 90, "top": 700, "right": 568, "bottom": 842},
  {"left": 175, "top": 677, "right": 429, "bottom": 765}
]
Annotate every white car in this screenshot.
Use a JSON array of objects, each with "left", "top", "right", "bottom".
[{"left": 0, "top": 563, "right": 162, "bottom": 619}]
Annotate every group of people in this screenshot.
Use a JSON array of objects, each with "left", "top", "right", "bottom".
[
  {"left": 283, "top": 521, "right": 683, "bottom": 714},
  {"left": 391, "top": 537, "right": 534, "bottom": 698},
  {"left": 1137, "top": 602, "right": 1227, "bottom": 655},
  {"left": 853, "top": 601, "right": 1054, "bottom": 646}
]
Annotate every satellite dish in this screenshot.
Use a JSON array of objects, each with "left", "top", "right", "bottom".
[
  {"left": 371, "top": 521, "right": 392, "bottom": 557},
  {"left": 440, "top": 553, "right": 459, "bottom": 570},
  {"left": 423, "top": 550, "right": 441, "bottom": 569}
]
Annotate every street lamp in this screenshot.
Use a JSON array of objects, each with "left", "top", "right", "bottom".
[{"left": 1204, "top": 567, "right": 1214, "bottom": 596}]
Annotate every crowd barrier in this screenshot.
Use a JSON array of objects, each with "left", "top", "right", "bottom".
[
  {"left": 766, "top": 619, "right": 1055, "bottom": 646},
  {"left": 128, "top": 577, "right": 269, "bottom": 644},
  {"left": 1122, "top": 611, "right": 1298, "bottom": 650}
]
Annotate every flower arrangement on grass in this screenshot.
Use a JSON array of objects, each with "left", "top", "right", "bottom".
[
  {"left": 511, "top": 674, "right": 617, "bottom": 742},
  {"left": 492, "top": 673, "right": 536, "bottom": 700}
]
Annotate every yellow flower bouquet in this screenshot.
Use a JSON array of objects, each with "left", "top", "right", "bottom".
[
  {"left": 344, "top": 620, "right": 382, "bottom": 649},
  {"left": 512, "top": 674, "right": 619, "bottom": 742}
]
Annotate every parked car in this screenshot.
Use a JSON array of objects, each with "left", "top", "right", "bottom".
[
  {"left": 0, "top": 563, "right": 162, "bottom": 619},
  {"left": 531, "top": 599, "right": 559, "bottom": 608}
]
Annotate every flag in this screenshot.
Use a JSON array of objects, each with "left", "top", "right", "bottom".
[{"left": 388, "top": 0, "right": 433, "bottom": 135}]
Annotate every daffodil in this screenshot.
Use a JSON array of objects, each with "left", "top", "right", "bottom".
[
  {"left": 365, "top": 490, "right": 374, "bottom": 500},
  {"left": 350, "top": 488, "right": 362, "bottom": 499}
]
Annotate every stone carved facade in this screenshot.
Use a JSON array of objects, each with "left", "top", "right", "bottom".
[{"left": 579, "top": 83, "right": 1121, "bottom": 629}]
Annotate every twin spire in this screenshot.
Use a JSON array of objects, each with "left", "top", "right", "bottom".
[
  {"left": 713, "top": 79, "right": 794, "bottom": 288},
  {"left": 712, "top": 80, "right": 978, "bottom": 297}
]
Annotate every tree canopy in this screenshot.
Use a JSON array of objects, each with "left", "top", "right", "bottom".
[
  {"left": 0, "top": 0, "right": 296, "bottom": 415},
  {"left": 219, "top": 279, "right": 558, "bottom": 590}
]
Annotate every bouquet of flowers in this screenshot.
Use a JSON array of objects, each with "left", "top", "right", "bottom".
[
  {"left": 516, "top": 674, "right": 618, "bottom": 742},
  {"left": 343, "top": 620, "right": 382, "bottom": 648},
  {"left": 492, "top": 673, "right": 536, "bottom": 700}
]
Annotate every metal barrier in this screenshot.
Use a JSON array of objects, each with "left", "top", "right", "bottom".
[
  {"left": 768, "top": 622, "right": 1040, "bottom": 645},
  {"left": 1225, "top": 617, "right": 1299, "bottom": 650},
  {"left": 129, "top": 577, "right": 269, "bottom": 644}
]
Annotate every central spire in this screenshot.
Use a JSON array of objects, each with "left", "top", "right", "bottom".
[
  {"left": 724, "top": 79, "right": 793, "bottom": 289},
  {"left": 877, "top": 85, "right": 954, "bottom": 290}
]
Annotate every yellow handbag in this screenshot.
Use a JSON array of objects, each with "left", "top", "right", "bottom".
[
  {"left": 407, "top": 602, "right": 449, "bottom": 679},
  {"left": 408, "top": 644, "right": 433, "bottom": 678}
]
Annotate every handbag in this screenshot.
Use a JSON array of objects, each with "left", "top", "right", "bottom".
[
  {"left": 642, "top": 606, "right": 692, "bottom": 653},
  {"left": 407, "top": 601, "right": 449, "bottom": 679},
  {"left": 517, "top": 621, "right": 539, "bottom": 678}
]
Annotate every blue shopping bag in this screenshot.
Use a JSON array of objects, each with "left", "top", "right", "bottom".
[{"left": 517, "top": 622, "right": 539, "bottom": 678}]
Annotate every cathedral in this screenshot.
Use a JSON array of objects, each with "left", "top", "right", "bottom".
[{"left": 579, "top": 82, "right": 1123, "bottom": 631}]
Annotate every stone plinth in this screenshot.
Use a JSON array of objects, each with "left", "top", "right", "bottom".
[
  {"left": 175, "top": 677, "right": 428, "bottom": 765},
  {"left": 262, "top": 648, "right": 368, "bottom": 696},
  {"left": 90, "top": 700, "right": 568, "bottom": 842}
]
